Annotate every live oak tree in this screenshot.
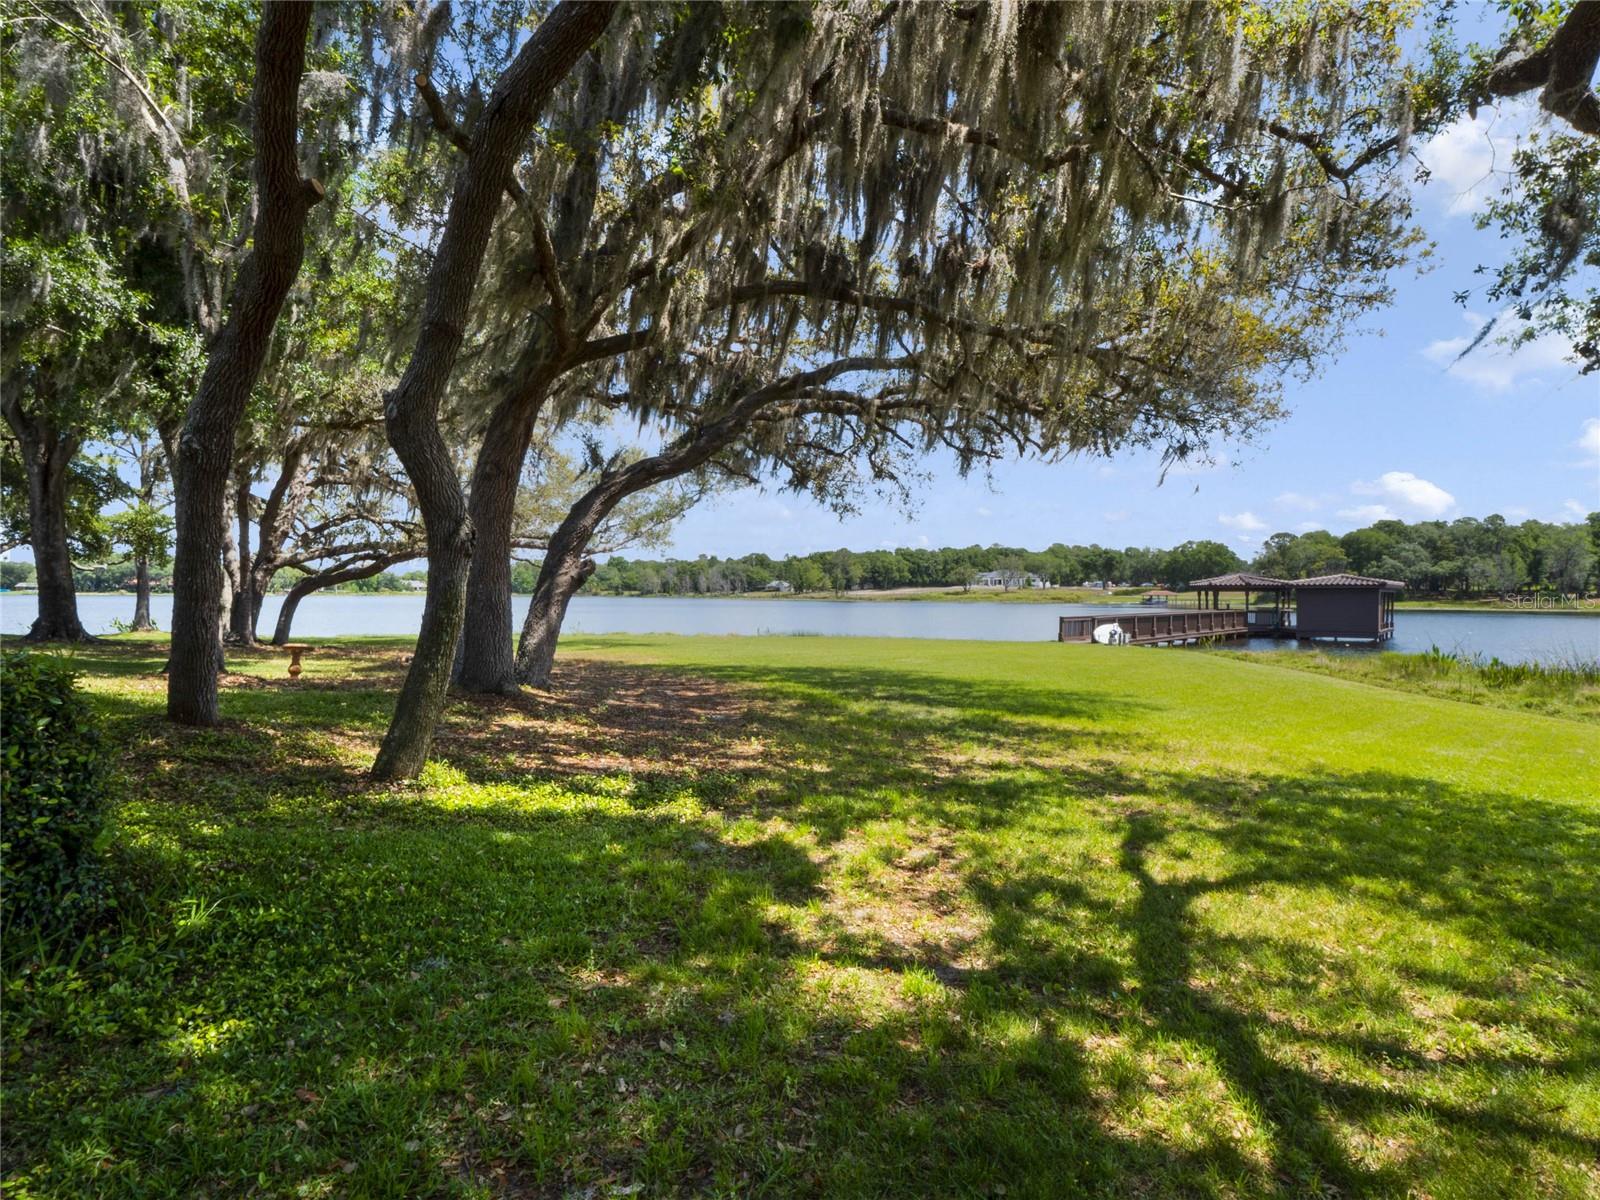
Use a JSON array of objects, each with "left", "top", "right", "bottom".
[
  {"left": 2, "top": 1, "right": 1460, "bottom": 777},
  {"left": 0, "top": 0, "right": 265, "bottom": 641},
  {"left": 228, "top": 197, "right": 410, "bottom": 645},
  {"left": 263, "top": 435, "right": 423, "bottom": 645},
  {"left": 166, "top": 3, "right": 340, "bottom": 724},
  {"left": 368, "top": 0, "right": 620, "bottom": 780},
  {"left": 1453, "top": 2, "right": 1600, "bottom": 371},
  {"left": 106, "top": 430, "right": 175, "bottom": 631},
  {"left": 422, "top": 1, "right": 1449, "bottom": 703}
]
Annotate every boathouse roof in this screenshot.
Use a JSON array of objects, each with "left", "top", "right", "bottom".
[
  {"left": 1292, "top": 573, "right": 1405, "bottom": 589},
  {"left": 1186, "top": 572, "right": 1292, "bottom": 589}
]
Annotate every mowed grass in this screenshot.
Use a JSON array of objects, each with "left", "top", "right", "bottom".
[{"left": 3, "top": 633, "right": 1598, "bottom": 1199}]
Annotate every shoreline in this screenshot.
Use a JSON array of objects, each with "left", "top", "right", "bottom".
[{"left": 9, "top": 589, "right": 1598, "bottom": 614}]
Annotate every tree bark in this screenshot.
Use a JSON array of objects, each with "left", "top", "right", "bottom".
[
  {"left": 230, "top": 468, "right": 256, "bottom": 644},
  {"left": 372, "top": 0, "right": 617, "bottom": 781},
  {"left": 131, "top": 556, "right": 154, "bottom": 630},
  {"left": 514, "top": 459, "right": 698, "bottom": 686},
  {"left": 1, "top": 393, "right": 89, "bottom": 642},
  {"left": 456, "top": 374, "right": 551, "bottom": 693},
  {"left": 167, "top": 1, "right": 323, "bottom": 725},
  {"left": 219, "top": 485, "right": 239, "bottom": 643},
  {"left": 1488, "top": 0, "right": 1600, "bottom": 136},
  {"left": 245, "top": 436, "right": 313, "bottom": 639},
  {"left": 516, "top": 550, "right": 594, "bottom": 688}
]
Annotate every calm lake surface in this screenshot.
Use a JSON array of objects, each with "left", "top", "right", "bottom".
[{"left": 3, "top": 592, "right": 1597, "bottom": 665}]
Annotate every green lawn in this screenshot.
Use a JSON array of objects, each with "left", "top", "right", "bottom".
[{"left": 4, "top": 634, "right": 1598, "bottom": 1198}]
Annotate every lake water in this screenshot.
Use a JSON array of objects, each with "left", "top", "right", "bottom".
[{"left": 3, "top": 591, "right": 1596, "bottom": 665}]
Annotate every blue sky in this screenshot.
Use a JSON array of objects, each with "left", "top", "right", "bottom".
[{"left": 661, "top": 95, "right": 1600, "bottom": 562}]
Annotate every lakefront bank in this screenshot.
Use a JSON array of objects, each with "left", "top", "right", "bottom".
[{"left": 5, "top": 591, "right": 1596, "bottom": 666}]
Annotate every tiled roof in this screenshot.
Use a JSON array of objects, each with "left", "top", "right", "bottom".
[
  {"left": 1293, "top": 573, "right": 1405, "bottom": 589},
  {"left": 1186, "top": 572, "right": 1292, "bottom": 589}
]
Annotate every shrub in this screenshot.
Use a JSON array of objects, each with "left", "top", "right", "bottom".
[{"left": 1, "top": 651, "right": 112, "bottom": 937}]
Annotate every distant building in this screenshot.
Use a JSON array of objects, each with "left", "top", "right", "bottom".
[
  {"left": 404, "top": 579, "right": 427, "bottom": 591},
  {"left": 974, "top": 570, "right": 1046, "bottom": 589},
  {"left": 763, "top": 579, "right": 793, "bottom": 593}
]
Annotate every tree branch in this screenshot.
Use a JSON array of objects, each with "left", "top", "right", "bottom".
[{"left": 1485, "top": 0, "right": 1600, "bottom": 136}]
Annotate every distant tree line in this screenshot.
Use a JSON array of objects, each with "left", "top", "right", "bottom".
[
  {"left": 15, "top": 512, "right": 1594, "bottom": 603},
  {"left": 576, "top": 513, "right": 1600, "bottom": 597},
  {"left": 1252, "top": 514, "right": 1599, "bottom": 595}
]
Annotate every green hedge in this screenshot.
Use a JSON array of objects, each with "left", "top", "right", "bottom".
[{"left": 1, "top": 651, "right": 112, "bottom": 936}]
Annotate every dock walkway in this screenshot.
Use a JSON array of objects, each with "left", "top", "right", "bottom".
[{"left": 1058, "top": 609, "right": 1249, "bottom": 646}]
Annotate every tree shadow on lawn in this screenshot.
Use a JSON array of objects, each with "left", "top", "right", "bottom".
[
  {"left": 1103, "top": 798, "right": 1600, "bottom": 1198},
  {"left": 12, "top": 652, "right": 1599, "bottom": 1197},
  {"left": 528, "top": 656, "right": 1600, "bottom": 1194}
]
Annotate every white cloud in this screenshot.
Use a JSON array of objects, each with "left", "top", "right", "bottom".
[
  {"left": 1351, "top": 471, "right": 1456, "bottom": 518},
  {"left": 1338, "top": 504, "right": 1398, "bottom": 523},
  {"left": 1219, "top": 510, "right": 1267, "bottom": 533},
  {"left": 974, "top": 505, "right": 993, "bottom": 518},
  {"left": 1578, "top": 418, "right": 1600, "bottom": 466},
  {"left": 1416, "top": 108, "right": 1524, "bottom": 217},
  {"left": 1294, "top": 521, "right": 1322, "bottom": 533},
  {"left": 1095, "top": 464, "right": 1116, "bottom": 479},
  {"left": 1562, "top": 499, "right": 1590, "bottom": 520},
  {"left": 1103, "top": 509, "right": 1131, "bottom": 522},
  {"left": 1421, "top": 311, "right": 1573, "bottom": 393},
  {"left": 1274, "top": 491, "right": 1321, "bottom": 512}
]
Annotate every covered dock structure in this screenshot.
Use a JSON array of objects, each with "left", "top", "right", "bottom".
[
  {"left": 1185, "top": 572, "right": 1294, "bottom": 635},
  {"left": 1058, "top": 572, "right": 1403, "bottom": 646},
  {"left": 1290, "top": 573, "right": 1403, "bottom": 643}
]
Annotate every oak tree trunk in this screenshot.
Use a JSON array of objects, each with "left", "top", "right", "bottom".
[
  {"left": 131, "top": 557, "right": 154, "bottom": 631},
  {"left": 456, "top": 385, "right": 547, "bottom": 693},
  {"left": 270, "top": 586, "right": 305, "bottom": 646},
  {"left": 247, "top": 439, "right": 311, "bottom": 640},
  {"left": 167, "top": 2, "right": 322, "bottom": 725},
  {"left": 372, "top": 0, "right": 617, "bottom": 780},
  {"left": 456, "top": 137, "right": 600, "bottom": 694},
  {"left": 508, "top": 359, "right": 870, "bottom": 681},
  {"left": 514, "top": 475, "right": 635, "bottom": 686},
  {"left": 0, "top": 394, "right": 89, "bottom": 642},
  {"left": 19, "top": 432, "right": 86, "bottom": 642},
  {"left": 219, "top": 488, "right": 239, "bottom": 643},
  {"left": 230, "top": 470, "right": 256, "bottom": 644},
  {"left": 515, "top": 550, "right": 595, "bottom": 688}
]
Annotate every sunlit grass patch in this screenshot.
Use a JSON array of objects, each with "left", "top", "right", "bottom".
[{"left": 4, "top": 633, "right": 1597, "bottom": 1198}]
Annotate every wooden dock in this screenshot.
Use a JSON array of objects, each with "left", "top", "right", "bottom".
[{"left": 1058, "top": 609, "right": 1250, "bottom": 646}]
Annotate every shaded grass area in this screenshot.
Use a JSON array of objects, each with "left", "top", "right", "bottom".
[
  {"left": 4, "top": 634, "right": 1598, "bottom": 1198},
  {"left": 1213, "top": 643, "right": 1600, "bottom": 721}
]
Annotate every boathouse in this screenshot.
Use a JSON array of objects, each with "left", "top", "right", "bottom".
[
  {"left": 1290, "top": 573, "right": 1402, "bottom": 643},
  {"left": 1057, "top": 571, "right": 1402, "bottom": 646}
]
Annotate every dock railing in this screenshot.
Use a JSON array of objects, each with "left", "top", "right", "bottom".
[{"left": 1059, "top": 608, "right": 1250, "bottom": 645}]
